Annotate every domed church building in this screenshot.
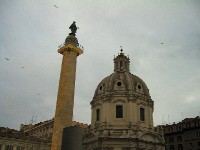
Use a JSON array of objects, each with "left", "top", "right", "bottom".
[{"left": 83, "top": 49, "right": 165, "bottom": 150}]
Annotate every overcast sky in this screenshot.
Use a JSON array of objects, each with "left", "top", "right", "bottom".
[{"left": 0, "top": 0, "right": 200, "bottom": 130}]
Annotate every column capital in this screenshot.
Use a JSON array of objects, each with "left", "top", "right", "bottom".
[{"left": 58, "top": 44, "right": 83, "bottom": 56}]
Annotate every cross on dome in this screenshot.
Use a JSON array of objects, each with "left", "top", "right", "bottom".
[{"left": 120, "top": 46, "right": 124, "bottom": 54}]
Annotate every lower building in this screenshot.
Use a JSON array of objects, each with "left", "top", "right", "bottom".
[
  {"left": 20, "top": 119, "right": 54, "bottom": 141},
  {"left": 162, "top": 116, "right": 200, "bottom": 150},
  {"left": 20, "top": 118, "right": 87, "bottom": 141},
  {"left": 0, "top": 127, "right": 51, "bottom": 150}
]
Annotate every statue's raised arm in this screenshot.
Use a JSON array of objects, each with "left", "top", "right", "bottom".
[{"left": 69, "top": 21, "right": 78, "bottom": 35}]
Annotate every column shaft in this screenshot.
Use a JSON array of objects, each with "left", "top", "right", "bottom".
[{"left": 51, "top": 49, "right": 78, "bottom": 150}]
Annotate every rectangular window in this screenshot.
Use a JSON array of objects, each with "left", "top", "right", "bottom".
[
  {"left": 169, "top": 137, "right": 174, "bottom": 143},
  {"left": 116, "top": 105, "right": 123, "bottom": 118},
  {"left": 177, "top": 135, "right": 182, "bottom": 142},
  {"left": 197, "top": 131, "right": 200, "bottom": 138},
  {"left": 189, "top": 142, "right": 193, "bottom": 149},
  {"left": 96, "top": 109, "right": 100, "bottom": 121},
  {"left": 17, "top": 146, "right": 25, "bottom": 150},
  {"left": 120, "top": 60, "right": 123, "bottom": 70},
  {"left": 5, "top": 145, "right": 13, "bottom": 150},
  {"left": 140, "top": 108, "right": 145, "bottom": 121},
  {"left": 178, "top": 144, "right": 183, "bottom": 150},
  {"left": 124, "top": 61, "right": 126, "bottom": 69},
  {"left": 188, "top": 132, "right": 191, "bottom": 139},
  {"left": 170, "top": 145, "right": 174, "bottom": 150}
]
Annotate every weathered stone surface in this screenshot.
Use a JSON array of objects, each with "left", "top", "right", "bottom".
[{"left": 51, "top": 43, "right": 83, "bottom": 150}]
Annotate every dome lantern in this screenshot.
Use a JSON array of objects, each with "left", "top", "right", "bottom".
[{"left": 114, "top": 48, "right": 130, "bottom": 73}]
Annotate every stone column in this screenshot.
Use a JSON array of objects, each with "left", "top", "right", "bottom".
[{"left": 51, "top": 44, "right": 83, "bottom": 150}]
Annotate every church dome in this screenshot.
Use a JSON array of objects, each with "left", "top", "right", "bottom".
[
  {"left": 93, "top": 50, "right": 150, "bottom": 99},
  {"left": 94, "top": 72, "right": 150, "bottom": 97}
]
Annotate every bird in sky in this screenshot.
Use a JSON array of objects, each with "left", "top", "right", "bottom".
[
  {"left": 5, "top": 58, "right": 9, "bottom": 60},
  {"left": 54, "top": 5, "right": 58, "bottom": 8},
  {"left": 161, "top": 43, "right": 164, "bottom": 44}
]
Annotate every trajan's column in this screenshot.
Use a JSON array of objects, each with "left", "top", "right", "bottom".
[{"left": 51, "top": 22, "right": 83, "bottom": 150}]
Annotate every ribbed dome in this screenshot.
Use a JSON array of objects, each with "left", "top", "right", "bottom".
[{"left": 94, "top": 72, "right": 150, "bottom": 98}]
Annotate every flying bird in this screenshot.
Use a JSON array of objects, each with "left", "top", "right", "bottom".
[
  {"left": 5, "top": 58, "right": 9, "bottom": 60},
  {"left": 160, "top": 43, "right": 163, "bottom": 44},
  {"left": 54, "top": 5, "right": 58, "bottom": 8}
]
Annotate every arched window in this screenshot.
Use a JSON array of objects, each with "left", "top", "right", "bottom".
[
  {"left": 120, "top": 60, "right": 123, "bottom": 70},
  {"left": 96, "top": 109, "right": 100, "bottom": 121},
  {"left": 116, "top": 105, "right": 123, "bottom": 118},
  {"left": 140, "top": 107, "right": 145, "bottom": 121}
]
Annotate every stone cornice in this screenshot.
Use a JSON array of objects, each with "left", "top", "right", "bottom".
[{"left": 91, "top": 91, "right": 154, "bottom": 108}]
